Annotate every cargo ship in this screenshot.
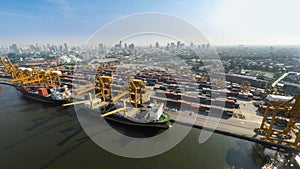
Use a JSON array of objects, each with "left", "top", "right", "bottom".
[
  {"left": 101, "top": 102, "right": 170, "bottom": 128},
  {"left": 64, "top": 98, "right": 170, "bottom": 129},
  {"left": 17, "top": 84, "right": 71, "bottom": 105}
]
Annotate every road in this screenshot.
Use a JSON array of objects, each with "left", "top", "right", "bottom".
[{"left": 271, "top": 72, "right": 289, "bottom": 87}]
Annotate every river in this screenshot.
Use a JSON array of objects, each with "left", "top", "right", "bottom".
[{"left": 0, "top": 84, "right": 299, "bottom": 169}]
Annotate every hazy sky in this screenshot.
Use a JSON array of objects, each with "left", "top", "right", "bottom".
[{"left": 1, "top": 0, "right": 300, "bottom": 46}]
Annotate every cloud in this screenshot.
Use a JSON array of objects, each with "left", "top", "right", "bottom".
[
  {"left": 45, "top": 0, "right": 75, "bottom": 18},
  {"left": 0, "top": 9, "right": 37, "bottom": 19},
  {"left": 208, "top": 0, "right": 300, "bottom": 44}
]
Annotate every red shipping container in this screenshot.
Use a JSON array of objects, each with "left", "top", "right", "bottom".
[
  {"left": 21, "top": 86, "right": 30, "bottom": 91},
  {"left": 38, "top": 88, "right": 48, "bottom": 96},
  {"left": 49, "top": 84, "right": 56, "bottom": 88}
]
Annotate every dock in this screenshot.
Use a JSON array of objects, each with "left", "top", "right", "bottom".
[
  {"left": 0, "top": 78, "right": 15, "bottom": 86},
  {"left": 167, "top": 99, "right": 299, "bottom": 151},
  {"left": 0, "top": 66, "right": 299, "bottom": 152}
]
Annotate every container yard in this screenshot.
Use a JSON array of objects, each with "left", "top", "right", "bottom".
[{"left": 0, "top": 57, "right": 300, "bottom": 151}]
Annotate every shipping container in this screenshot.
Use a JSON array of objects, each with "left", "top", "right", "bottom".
[{"left": 38, "top": 88, "right": 48, "bottom": 96}]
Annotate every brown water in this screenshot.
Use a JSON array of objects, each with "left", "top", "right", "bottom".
[{"left": 0, "top": 84, "right": 299, "bottom": 169}]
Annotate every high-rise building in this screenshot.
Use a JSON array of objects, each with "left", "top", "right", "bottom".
[
  {"left": 59, "top": 45, "right": 63, "bottom": 52},
  {"left": 155, "top": 42, "right": 159, "bottom": 48},
  {"left": 171, "top": 42, "right": 176, "bottom": 49},
  {"left": 190, "top": 42, "right": 194, "bottom": 48},
  {"left": 177, "top": 41, "right": 181, "bottom": 50},
  {"left": 124, "top": 43, "right": 127, "bottom": 49},
  {"left": 29, "top": 44, "right": 36, "bottom": 50},
  {"left": 166, "top": 43, "right": 170, "bottom": 50},
  {"left": 114, "top": 41, "right": 122, "bottom": 49},
  {"left": 180, "top": 43, "right": 185, "bottom": 49},
  {"left": 35, "top": 43, "right": 40, "bottom": 51},
  {"left": 99, "top": 43, "right": 104, "bottom": 51},
  {"left": 206, "top": 43, "right": 210, "bottom": 48},
  {"left": 10, "top": 44, "right": 18, "bottom": 53},
  {"left": 64, "top": 43, "right": 68, "bottom": 52},
  {"left": 49, "top": 45, "right": 56, "bottom": 52},
  {"left": 128, "top": 43, "right": 134, "bottom": 50},
  {"left": 46, "top": 44, "right": 50, "bottom": 51}
]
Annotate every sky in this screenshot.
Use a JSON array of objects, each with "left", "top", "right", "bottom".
[{"left": 1, "top": 0, "right": 300, "bottom": 46}]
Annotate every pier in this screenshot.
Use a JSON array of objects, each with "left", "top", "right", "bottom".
[
  {"left": 0, "top": 78, "right": 15, "bottom": 86},
  {"left": 168, "top": 109, "right": 299, "bottom": 151},
  {"left": 0, "top": 67, "right": 299, "bottom": 152},
  {"left": 162, "top": 92, "right": 300, "bottom": 151}
]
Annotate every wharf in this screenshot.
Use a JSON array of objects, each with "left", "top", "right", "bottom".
[
  {"left": 0, "top": 78, "right": 15, "bottom": 86},
  {"left": 167, "top": 100, "right": 299, "bottom": 151},
  {"left": 146, "top": 82, "right": 299, "bottom": 151},
  {"left": 0, "top": 77, "right": 298, "bottom": 151}
]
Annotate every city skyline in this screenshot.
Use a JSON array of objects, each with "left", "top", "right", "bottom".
[{"left": 1, "top": 0, "right": 300, "bottom": 46}]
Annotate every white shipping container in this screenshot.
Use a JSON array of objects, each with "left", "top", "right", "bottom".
[{"left": 266, "top": 95, "right": 294, "bottom": 103}]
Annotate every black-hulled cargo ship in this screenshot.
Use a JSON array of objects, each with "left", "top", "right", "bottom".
[
  {"left": 73, "top": 100, "right": 170, "bottom": 129},
  {"left": 103, "top": 105, "right": 170, "bottom": 129},
  {"left": 17, "top": 85, "right": 71, "bottom": 105}
]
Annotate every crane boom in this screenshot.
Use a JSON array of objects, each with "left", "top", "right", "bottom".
[
  {"left": 62, "top": 100, "right": 92, "bottom": 107},
  {"left": 111, "top": 91, "right": 127, "bottom": 102},
  {"left": 0, "top": 57, "right": 10, "bottom": 70},
  {"left": 5, "top": 57, "right": 17, "bottom": 72},
  {"left": 76, "top": 86, "right": 96, "bottom": 95},
  {"left": 100, "top": 107, "right": 126, "bottom": 117}
]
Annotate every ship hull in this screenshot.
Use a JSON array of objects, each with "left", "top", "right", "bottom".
[
  {"left": 17, "top": 87, "right": 69, "bottom": 105},
  {"left": 78, "top": 107, "right": 170, "bottom": 129},
  {"left": 104, "top": 114, "right": 170, "bottom": 129}
]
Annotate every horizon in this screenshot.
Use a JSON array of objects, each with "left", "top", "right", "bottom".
[
  {"left": 3, "top": 42, "right": 300, "bottom": 49},
  {"left": 1, "top": 0, "right": 300, "bottom": 46}
]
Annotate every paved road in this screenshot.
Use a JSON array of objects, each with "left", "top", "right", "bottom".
[
  {"left": 169, "top": 110, "right": 299, "bottom": 151},
  {"left": 271, "top": 72, "right": 289, "bottom": 87},
  {"left": 169, "top": 110, "right": 260, "bottom": 137}
]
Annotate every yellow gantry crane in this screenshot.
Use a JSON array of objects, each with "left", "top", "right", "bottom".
[
  {"left": 255, "top": 95, "right": 300, "bottom": 148},
  {"left": 129, "top": 79, "right": 144, "bottom": 108},
  {"left": 0, "top": 57, "right": 11, "bottom": 74},
  {"left": 12, "top": 69, "right": 42, "bottom": 85},
  {"left": 0, "top": 57, "right": 25, "bottom": 79},
  {"left": 198, "top": 72, "right": 208, "bottom": 83},
  {"left": 95, "top": 75, "right": 113, "bottom": 102},
  {"left": 43, "top": 69, "right": 63, "bottom": 87},
  {"left": 5, "top": 57, "right": 19, "bottom": 78},
  {"left": 63, "top": 77, "right": 144, "bottom": 118},
  {"left": 240, "top": 81, "right": 250, "bottom": 93},
  {"left": 74, "top": 75, "right": 114, "bottom": 102},
  {"left": 263, "top": 85, "right": 279, "bottom": 98},
  {"left": 14, "top": 69, "right": 64, "bottom": 88},
  {"left": 0, "top": 57, "right": 65, "bottom": 88}
]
